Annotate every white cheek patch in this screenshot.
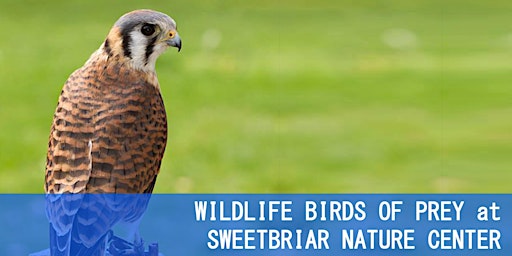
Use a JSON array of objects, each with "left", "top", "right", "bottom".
[{"left": 128, "top": 30, "right": 150, "bottom": 70}]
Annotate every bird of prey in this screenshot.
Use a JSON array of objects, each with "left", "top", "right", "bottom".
[{"left": 44, "top": 9, "right": 181, "bottom": 255}]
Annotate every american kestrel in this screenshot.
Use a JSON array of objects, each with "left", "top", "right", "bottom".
[{"left": 44, "top": 9, "right": 181, "bottom": 255}]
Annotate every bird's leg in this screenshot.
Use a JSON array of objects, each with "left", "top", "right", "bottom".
[
  {"left": 107, "top": 232, "right": 145, "bottom": 256},
  {"left": 134, "top": 230, "right": 145, "bottom": 254},
  {"left": 107, "top": 234, "right": 133, "bottom": 256}
]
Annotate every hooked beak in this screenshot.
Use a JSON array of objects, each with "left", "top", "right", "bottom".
[{"left": 166, "top": 33, "right": 182, "bottom": 52}]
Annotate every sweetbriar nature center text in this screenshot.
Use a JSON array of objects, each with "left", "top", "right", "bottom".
[{"left": 194, "top": 200, "right": 501, "bottom": 250}]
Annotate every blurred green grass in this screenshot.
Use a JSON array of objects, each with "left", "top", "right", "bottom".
[{"left": 0, "top": 0, "right": 511, "bottom": 193}]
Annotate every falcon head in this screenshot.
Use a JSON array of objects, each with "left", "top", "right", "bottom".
[{"left": 103, "top": 9, "right": 182, "bottom": 71}]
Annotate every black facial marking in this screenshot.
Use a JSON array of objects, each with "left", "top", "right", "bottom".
[
  {"left": 104, "top": 39, "right": 112, "bottom": 56},
  {"left": 122, "top": 32, "right": 132, "bottom": 59},
  {"left": 145, "top": 36, "right": 158, "bottom": 65},
  {"left": 119, "top": 22, "right": 139, "bottom": 59}
]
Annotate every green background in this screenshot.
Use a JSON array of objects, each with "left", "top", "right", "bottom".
[{"left": 0, "top": 0, "right": 511, "bottom": 193}]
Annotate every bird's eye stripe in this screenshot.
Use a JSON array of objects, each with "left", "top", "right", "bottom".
[{"left": 145, "top": 36, "right": 158, "bottom": 64}]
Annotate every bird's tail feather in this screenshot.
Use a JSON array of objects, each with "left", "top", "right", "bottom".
[{"left": 49, "top": 224, "right": 108, "bottom": 256}]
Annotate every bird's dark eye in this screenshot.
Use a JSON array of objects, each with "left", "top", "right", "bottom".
[{"left": 141, "top": 24, "right": 155, "bottom": 36}]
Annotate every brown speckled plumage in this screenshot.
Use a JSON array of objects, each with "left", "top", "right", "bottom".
[
  {"left": 45, "top": 10, "right": 181, "bottom": 194},
  {"left": 45, "top": 56, "right": 167, "bottom": 193}
]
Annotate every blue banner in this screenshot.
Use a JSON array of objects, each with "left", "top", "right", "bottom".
[{"left": 2, "top": 194, "right": 510, "bottom": 255}]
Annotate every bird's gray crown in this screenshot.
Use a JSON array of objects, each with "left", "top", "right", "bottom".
[{"left": 115, "top": 9, "right": 176, "bottom": 32}]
